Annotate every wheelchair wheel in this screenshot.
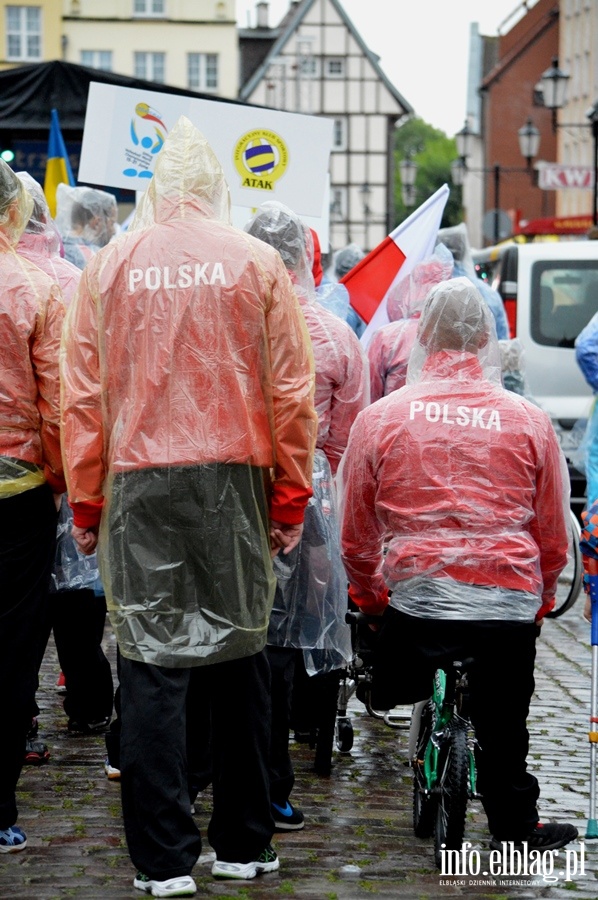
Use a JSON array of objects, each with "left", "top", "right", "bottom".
[
  {"left": 412, "top": 701, "right": 436, "bottom": 838},
  {"left": 547, "top": 508, "right": 582, "bottom": 619},
  {"left": 434, "top": 719, "right": 469, "bottom": 868},
  {"left": 335, "top": 716, "right": 353, "bottom": 753}
]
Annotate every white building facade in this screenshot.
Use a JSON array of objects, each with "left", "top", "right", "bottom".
[
  {"left": 239, "top": 0, "right": 412, "bottom": 252},
  {"left": 61, "top": 0, "right": 239, "bottom": 99}
]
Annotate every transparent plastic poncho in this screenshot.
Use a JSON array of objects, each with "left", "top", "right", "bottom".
[
  {"left": 55, "top": 183, "right": 118, "bottom": 269},
  {"left": 245, "top": 201, "right": 369, "bottom": 666},
  {"left": 436, "top": 223, "right": 510, "bottom": 340},
  {"left": 340, "top": 278, "right": 570, "bottom": 621},
  {"left": 0, "top": 159, "right": 65, "bottom": 497},
  {"left": 0, "top": 158, "right": 32, "bottom": 247},
  {"left": 245, "top": 200, "right": 369, "bottom": 473},
  {"left": 269, "top": 450, "right": 352, "bottom": 674},
  {"left": 574, "top": 312, "right": 598, "bottom": 505},
  {"left": 368, "top": 245, "right": 454, "bottom": 401},
  {"left": 499, "top": 337, "right": 534, "bottom": 399},
  {"left": 61, "top": 117, "right": 316, "bottom": 666},
  {"left": 51, "top": 495, "right": 99, "bottom": 592},
  {"left": 16, "top": 172, "right": 61, "bottom": 252},
  {"left": 15, "top": 172, "right": 92, "bottom": 582},
  {"left": 16, "top": 171, "right": 81, "bottom": 306}
]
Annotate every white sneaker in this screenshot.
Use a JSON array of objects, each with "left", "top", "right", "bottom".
[
  {"left": 211, "top": 845, "right": 279, "bottom": 879},
  {"left": 104, "top": 759, "right": 121, "bottom": 780},
  {"left": 133, "top": 873, "right": 196, "bottom": 897}
]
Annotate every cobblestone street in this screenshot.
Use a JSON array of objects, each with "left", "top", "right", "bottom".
[{"left": 2, "top": 605, "right": 598, "bottom": 899}]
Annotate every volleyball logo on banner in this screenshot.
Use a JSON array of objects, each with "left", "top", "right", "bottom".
[
  {"left": 233, "top": 128, "right": 289, "bottom": 191},
  {"left": 123, "top": 102, "right": 168, "bottom": 180}
]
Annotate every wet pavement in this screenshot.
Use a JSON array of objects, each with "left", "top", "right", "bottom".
[{"left": 2, "top": 604, "right": 598, "bottom": 899}]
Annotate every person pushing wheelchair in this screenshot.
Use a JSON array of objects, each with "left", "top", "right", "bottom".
[{"left": 339, "top": 277, "right": 578, "bottom": 852}]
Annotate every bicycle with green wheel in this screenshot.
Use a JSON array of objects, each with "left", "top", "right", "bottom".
[{"left": 411, "top": 657, "right": 479, "bottom": 868}]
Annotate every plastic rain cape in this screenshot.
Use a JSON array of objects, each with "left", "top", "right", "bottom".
[
  {"left": 340, "top": 278, "right": 570, "bottom": 621},
  {"left": 269, "top": 450, "right": 352, "bottom": 674},
  {"left": 61, "top": 117, "right": 316, "bottom": 666},
  {"left": 0, "top": 161, "right": 61, "bottom": 497}
]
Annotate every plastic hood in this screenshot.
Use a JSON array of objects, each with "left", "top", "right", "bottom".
[
  {"left": 407, "top": 277, "right": 503, "bottom": 386},
  {"left": 131, "top": 115, "right": 231, "bottom": 230}
]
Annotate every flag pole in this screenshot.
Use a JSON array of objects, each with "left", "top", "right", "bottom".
[{"left": 587, "top": 556, "right": 598, "bottom": 839}]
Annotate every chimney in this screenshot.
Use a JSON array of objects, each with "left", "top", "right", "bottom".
[{"left": 256, "top": 2, "right": 269, "bottom": 28}]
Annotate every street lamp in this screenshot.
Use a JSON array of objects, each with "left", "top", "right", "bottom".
[
  {"left": 535, "top": 56, "right": 597, "bottom": 224},
  {"left": 399, "top": 156, "right": 417, "bottom": 207},
  {"left": 587, "top": 101, "right": 598, "bottom": 226},
  {"left": 518, "top": 118, "right": 541, "bottom": 169},
  {"left": 539, "top": 57, "right": 570, "bottom": 132},
  {"left": 450, "top": 158, "right": 465, "bottom": 187},
  {"left": 455, "top": 119, "right": 540, "bottom": 243}
]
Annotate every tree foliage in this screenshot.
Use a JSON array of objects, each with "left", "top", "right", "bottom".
[{"left": 394, "top": 117, "right": 462, "bottom": 229}]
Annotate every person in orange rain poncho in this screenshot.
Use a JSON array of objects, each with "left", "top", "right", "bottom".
[
  {"left": 0, "top": 159, "right": 65, "bottom": 855},
  {"left": 60, "top": 117, "right": 317, "bottom": 895}
]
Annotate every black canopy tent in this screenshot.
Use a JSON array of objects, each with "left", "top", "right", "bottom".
[{"left": 0, "top": 60, "right": 252, "bottom": 189}]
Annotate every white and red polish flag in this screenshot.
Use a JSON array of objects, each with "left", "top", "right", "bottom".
[{"left": 340, "top": 184, "right": 450, "bottom": 349}]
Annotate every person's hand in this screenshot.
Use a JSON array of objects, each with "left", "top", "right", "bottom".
[
  {"left": 269, "top": 521, "right": 303, "bottom": 558},
  {"left": 585, "top": 595, "right": 592, "bottom": 624},
  {"left": 72, "top": 525, "right": 99, "bottom": 556},
  {"left": 366, "top": 611, "right": 384, "bottom": 632},
  {"left": 53, "top": 492, "right": 63, "bottom": 512}
]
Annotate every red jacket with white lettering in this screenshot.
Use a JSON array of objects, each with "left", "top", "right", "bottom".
[{"left": 340, "top": 350, "right": 569, "bottom": 620}]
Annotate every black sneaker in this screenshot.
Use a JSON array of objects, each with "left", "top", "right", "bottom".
[
  {"left": 67, "top": 717, "right": 111, "bottom": 734},
  {"left": 490, "top": 822, "right": 579, "bottom": 852},
  {"left": 272, "top": 800, "right": 305, "bottom": 831}
]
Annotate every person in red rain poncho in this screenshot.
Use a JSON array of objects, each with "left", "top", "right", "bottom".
[
  {"left": 60, "top": 117, "right": 317, "bottom": 893},
  {"left": 367, "top": 243, "right": 454, "bottom": 403},
  {"left": 0, "top": 159, "right": 65, "bottom": 855},
  {"left": 339, "top": 277, "right": 578, "bottom": 854},
  {"left": 245, "top": 200, "right": 369, "bottom": 830}
]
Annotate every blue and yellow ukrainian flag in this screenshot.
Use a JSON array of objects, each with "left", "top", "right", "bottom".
[{"left": 44, "top": 108, "right": 75, "bottom": 217}]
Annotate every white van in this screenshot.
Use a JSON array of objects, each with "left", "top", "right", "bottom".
[{"left": 486, "top": 240, "right": 598, "bottom": 510}]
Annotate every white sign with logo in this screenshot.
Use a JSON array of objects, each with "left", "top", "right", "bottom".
[
  {"left": 78, "top": 82, "right": 333, "bottom": 218},
  {"left": 537, "top": 163, "right": 594, "bottom": 190}
]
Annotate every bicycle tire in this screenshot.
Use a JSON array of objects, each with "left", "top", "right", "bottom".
[
  {"left": 434, "top": 719, "right": 469, "bottom": 868},
  {"left": 547, "top": 508, "right": 582, "bottom": 619},
  {"left": 335, "top": 716, "right": 354, "bottom": 753},
  {"left": 412, "top": 701, "right": 436, "bottom": 838}
]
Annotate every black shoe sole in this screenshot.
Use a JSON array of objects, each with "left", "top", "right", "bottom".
[{"left": 489, "top": 833, "right": 578, "bottom": 853}]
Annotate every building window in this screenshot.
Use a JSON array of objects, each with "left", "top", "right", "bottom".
[
  {"left": 332, "top": 118, "right": 347, "bottom": 151},
  {"left": 80, "top": 50, "right": 113, "bottom": 71},
  {"left": 133, "top": 0, "right": 165, "bottom": 15},
  {"left": 330, "top": 187, "right": 346, "bottom": 220},
  {"left": 187, "top": 53, "right": 218, "bottom": 91},
  {"left": 134, "top": 51, "right": 165, "bottom": 82},
  {"left": 325, "top": 57, "right": 345, "bottom": 78},
  {"left": 6, "top": 6, "right": 41, "bottom": 61}
]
